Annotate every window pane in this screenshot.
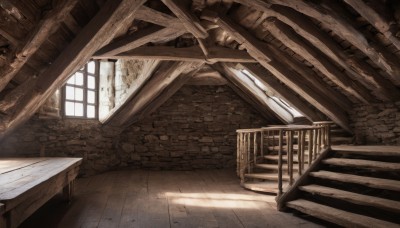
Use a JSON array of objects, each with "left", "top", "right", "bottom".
[
  {"left": 88, "top": 61, "right": 95, "bottom": 74},
  {"left": 75, "top": 88, "right": 83, "bottom": 101},
  {"left": 87, "top": 105, "right": 95, "bottom": 118},
  {"left": 75, "top": 103, "right": 83, "bottom": 116},
  {"left": 65, "top": 101, "right": 74, "bottom": 116},
  {"left": 66, "top": 86, "right": 74, "bottom": 100},
  {"left": 75, "top": 72, "right": 84, "bottom": 86},
  {"left": 66, "top": 75, "right": 75, "bottom": 85},
  {"left": 88, "top": 76, "right": 95, "bottom": 89},
  {"left": 87, "top": 90, "right": 95, "bottom": 104}
]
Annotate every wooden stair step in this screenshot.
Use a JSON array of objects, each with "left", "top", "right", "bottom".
[
  {"left": 322, "top": 158, "right": 400, "bottom": 171},
  {"left": 310, "top": 170, "right": 400, "bottom": 192},
  {"left": 286, "top": 199, "right": 399, "bottom": 228},
  {"left": 255, "top": 163, "right": 299, "bottom": 171},
  {"left": 264, "top": 155, "right": 308, "bottom": 162},
  {"left": 244, "top": 173, "right": 290, "bottom": 181},
  {"left": 242, "top": 181, "right": 281, "bottom": 194},
  {"left": 299, "top": 184, "right": 400, "bottom": 213},
  {"left": 332, "top": 145, "right": 400, "bottom": 156}
]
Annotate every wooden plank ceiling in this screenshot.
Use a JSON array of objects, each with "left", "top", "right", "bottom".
[{"left": 0, "top": 0, "right": 399, "bottom": 138}]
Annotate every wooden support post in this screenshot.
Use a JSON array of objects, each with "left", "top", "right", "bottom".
[
  {"left": 288, "top": 130, "right": 294, "bottom": 185},
  {"left": 278, "top": 129, "right": 284, "bottom": 196}
]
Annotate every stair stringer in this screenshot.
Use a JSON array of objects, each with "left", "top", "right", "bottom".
[{"left": 276, "top": 147, "right": 332, "bottom": 211}]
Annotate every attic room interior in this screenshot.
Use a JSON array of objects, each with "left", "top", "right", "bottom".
[{"left": 0, "top": 0, "right": 400, "bottom": 227}]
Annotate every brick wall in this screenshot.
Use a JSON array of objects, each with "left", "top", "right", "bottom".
[
  {"left": 0, "top": 85, "right": 270, "bottom": 175},
  {"left": 349, "top": 102, "right": 400, "bottom": 145}
]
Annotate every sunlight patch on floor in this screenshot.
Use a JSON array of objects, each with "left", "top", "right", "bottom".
[{"left": 165, "top": 192, "right": 275, "bottom": 209}]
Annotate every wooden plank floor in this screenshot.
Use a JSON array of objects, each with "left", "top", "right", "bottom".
[{"left": 20, "top": 169, "right": 323, "bottom": 228}]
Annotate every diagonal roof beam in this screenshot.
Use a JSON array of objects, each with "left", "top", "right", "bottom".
[
  {"left": 1, "top": 0, "right": 147, "bottom": 138},
  {"left": 205, "top": 13, "right": 351, "bottom": 132},
  {"left": 161, "top": 0, "right": 208, "bottom": 39},
  {"left": 105, "top": 61, "right": 203, "bottom": 127},
  {"left": 100, "top": 60, "right": 160, "bottom": 123},
  {"left": 343, "top": 0, "right": 400, "bottom": 52},
  {"left": 129, "top": 64, "right": 204, "bottom": 126},
  {"left": 94, "top": 25, "right": 186, "bottom": 57},
  {"left": 0, "top": 0, "right": 79, "bottom": 93},
  {"left": 238, "top": 63, "right": 324, "bottom": 122},
  {"left": 263, "top": 18, "right": 375, "bottom": 104},
  {"left": 266, "top": 0, "right": 400, "bottom": 85},
  {"left": 213, "top": 63, "right": 293, "bottom": 123},
  {"left": 234, "top": 0, "right": 400, "bottom": 99},
  {"left": 93, "top": 45, "right": 257, "bottom": 63},
  {"left": 135, "top": 5, "right": 183, "bottom": 29}
]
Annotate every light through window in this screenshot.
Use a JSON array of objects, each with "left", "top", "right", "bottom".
[{"left": 64, "top": 61, "right": 98, "bottom": 118}]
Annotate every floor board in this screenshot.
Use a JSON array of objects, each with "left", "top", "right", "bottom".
[{"left": 20, "top": 169, "right": 323, "bottom": 228}]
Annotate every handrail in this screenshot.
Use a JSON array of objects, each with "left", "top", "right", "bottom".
[{"left": 236, "top": 122, "right": 332, "bottom": 196}]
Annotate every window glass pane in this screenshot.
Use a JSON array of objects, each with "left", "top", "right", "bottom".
[
  {"left": 75, "top": 88, "right": 83, "bottom": 101},
  {"left": 88, "top": 76, "right": 95, "bottom": 89},
  {"left": 88, "top": 61, "right": 95, "bottom": 74},
  {"left": 87, "top": 91, "right": 95, "bottom": 104},
  {"left": 75, "top": 103, "right": 83, "bottom": 116},
  {"left": 75, "top": 72, "right": 84, "bottom": 86},
  {"left": 87, "top": 105, "right": 95, "bottom": 118},
  {"left": 66, "top": 86, "right": 74, "bottom": 100},
  {"left": 66, "top": 75, "right": 75, "bottom": 85},
  {"left": 65, "top": 101, "right": 74, "bottom": 116}
]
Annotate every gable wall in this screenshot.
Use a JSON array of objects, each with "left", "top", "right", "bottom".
[{"left": 0, "top": 85, "right": 270, "bottom": 175}]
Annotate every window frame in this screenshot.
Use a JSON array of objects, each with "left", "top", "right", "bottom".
[{"left": 62, "top": 60, "right": 99, "bottom": 119}]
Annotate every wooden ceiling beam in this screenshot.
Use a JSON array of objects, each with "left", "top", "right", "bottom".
[
  {"left": 99, "top": 60, "right": 161, "bottom": 123},
  {"left": 214, "top": 63, "right": 293, "bottom": 123},
  {"left": 0, "top": 0, "right": 79, "bottom": 93},
  {"left": 266, "top": 0, "right": 400, "bottom": 85},
  {"left": 207, "top": 14, "right": 351, "bottom": 132},
  {"left": 239, "top": 63, "right": 324, "bottom": 122},
  {"left": 105, "top": 61, "right": 203, "bottom": 127},
  {"left": 94, "top": 26, "right": 186, "bottom": 57},
  {"left": 2, "top": 0, "right": 147, "bottom": 137},
  {"left": 263, "top": 19, "right": 375, "bottom": 104},
  {"left": 161, "top": 0, "right": 208, "bottom": 39},
  {"left": 128, "top": 64, "right": 204, "bottom": 126},
  {"left": 343, "top": 0, "right": 400, "bottom": 52},
  {"left": 234, "top": 0, "right": 400, "bottom": 100},
  {"left": 94, "top": 45, "right": 257, "bottom": 63},
  {"left": 135, "top": 5, "right": 183, "bottom": 29}
]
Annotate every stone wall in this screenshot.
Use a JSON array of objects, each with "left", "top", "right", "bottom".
[
  {"left": 0, "top": 85, "right": 270, "bottom": 175},
  {"left": 349, "top": 102, "right": 400, "bottom": 145}
]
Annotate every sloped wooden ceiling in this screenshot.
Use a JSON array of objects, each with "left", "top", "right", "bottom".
[{"left": 0, "top": 0, "right": 399, "bottom": 137}]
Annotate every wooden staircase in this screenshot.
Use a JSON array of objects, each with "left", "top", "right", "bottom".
[{"left": 279, "top": 146, "right": 400, "bottom": 227}]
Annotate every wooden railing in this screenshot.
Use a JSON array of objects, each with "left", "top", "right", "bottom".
[{"left": 236, "top": 123, "right": 332, "bottom": 195}]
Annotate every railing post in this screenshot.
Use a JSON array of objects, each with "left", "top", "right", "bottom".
[
  {"left": 308, "top": 129, "right": 313, "bottom": 165},
  {"left": 247, "top": 133, "right": 251, "bottom": 174},
  {"left": 278, "top": 129, "right": 283, "bottom": 196},
  {"left": 288, "top": 130, "right": 294, "bottom": 185},
  {"left": 237, "top": 132, "right": 240, "bottom": 177}
]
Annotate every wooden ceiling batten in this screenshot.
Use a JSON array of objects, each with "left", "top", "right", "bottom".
[{"left": 2, "top": 0, "right": 147, "bottom": 138}]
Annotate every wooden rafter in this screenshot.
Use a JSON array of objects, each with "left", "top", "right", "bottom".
[
  {"left": 161, "top": 0, "right": 208, "bottom": 39},
  {"left": 343, "top": 0, "right": 400, "bottom": 51},
  {"left": 206, "top": 14, "right": 351, "bottom": 132},
  {"left": 94, "top": 26, "right": 186, "bottom": 57},
  {"left": 266, "top": 0, "right": 400, "bottom": 85},
  {"left": 2, "top": 0, "right": 147, "bottom": 137},
  {"left": 93, "top": 45, "right": 257, "bottom": 63},
  {"left": 0, "top": 0, "right": 79, "bottom": 93},
  {"left": 214, "top": 63, "right": 293, "bottom": 123},
  {"left": 100, "top": 60, "right": 161, "bottom": 123},
  {"left": 239, "top": 63, "right": 323, "bottom": 122},
  {"left": 106, "top": 61, "right": 203, "bottom": 127},
  {"left": 130, "top": 64, "right": 204, "bottom": 126},
  {"left": 263, "top": 19, "right": 375, "bottom": 104},
  {"left": 234, "top": 0, "right": 400, "bottom": 99},
  {"left": 135, "top": 5, "right": 183, "bottom": 29}
]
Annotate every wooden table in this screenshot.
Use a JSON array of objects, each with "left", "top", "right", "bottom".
[{"left": 0, "top": 157, "right": 82, "bottom": 228}]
